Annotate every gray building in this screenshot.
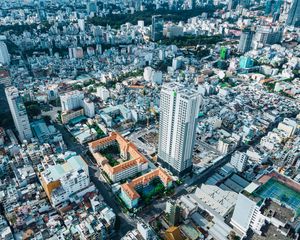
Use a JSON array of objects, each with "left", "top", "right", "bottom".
[
  {"left": 151, "top": 15, "right": 164, "bottom": 42},
  {"left": 5, "top": 86, "right": 32, "bottom": 142},
  {"left": 238, "top": 29, "right": 254, "bottom": 53},
  {"left": 286, "top": 0, "right": 300, "bottom": 27}
]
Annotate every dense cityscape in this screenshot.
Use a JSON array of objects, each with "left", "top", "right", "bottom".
[{"left": 0, "top": 0, "right": 299, "bottom": 239}]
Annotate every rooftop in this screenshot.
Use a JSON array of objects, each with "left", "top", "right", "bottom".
[
  {"left": 121, "top": 168, "right": 172, "bottom": 200},
  {"left": 41, "top": 155, "right": 88, "bottom": 184},
  {"left": 89, "top": 132, "right": 148, "bottom": 175}
]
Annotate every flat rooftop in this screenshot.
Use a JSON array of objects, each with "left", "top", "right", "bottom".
[
  {"left": 246, "top": 224, "right": 291, "bottom": 240},
  {"left": 253, "top": 177, "right": 300, "bottom": 217},
  {"left": 261, "top": 199, "right": 295, "bottom": 223}
]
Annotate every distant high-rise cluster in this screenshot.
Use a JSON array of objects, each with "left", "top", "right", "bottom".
[{"left": 158, "top": 82, "right": 202, "bottom": 177}]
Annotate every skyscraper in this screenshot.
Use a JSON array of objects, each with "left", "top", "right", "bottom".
[
  {"left": 0, "top": 41, "right": 10, "bottom": 65},
  {"left": 265, "top": 0, "right": 282, "bottom": 15},
  {"left": 238, "top": 29, "right": 254, "bottom": 53},
  {"left": 158, "top": 83, "right": 202, "bottom": 177},
  {"left": 5, "top": 86, "right": 32, "bottom": 142},
  {"left": 151, "top": 15, "right": 164, "bottom": 42},
  {"left": 239, "top": 0, "right": 250, "bottom": 8},
  {"left": 228, "top": 0, "right": 238, "bottom": 10},
  {"left": 286, "top": 0, "right": 300, "bottom": 27}
]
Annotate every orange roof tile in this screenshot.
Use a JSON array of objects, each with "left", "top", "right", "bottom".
[
  {"left": 89, "top": 132, "right": 148, "bottom": 175},
  {"left": 121, "top": 168, "right": 173, "bottom": 200}
]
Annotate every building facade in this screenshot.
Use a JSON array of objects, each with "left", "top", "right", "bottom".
[
  {"left": 5, "top": 86, "right": 33, "bottom": 142},
  {"left": 0, "top": 41, "right": 10, "bottom": 65},
  {"left": 238, "top": 29, "right": 254, "bottom": 53},
  {"left": 151, "top": 15, "right": 164, "bottom": 42},
  {"left": 60, "top": 90, "right": 84, "bottom": 112},
  {"left": 286, "top": 0, "right": 300, "bottom": 27},
  {"left": 158, "top": 82, "right": 202, "bottom": 176}
]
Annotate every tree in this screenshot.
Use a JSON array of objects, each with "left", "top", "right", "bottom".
[{"left": 24, "top": 102, "right": 41, "bottom": 118}]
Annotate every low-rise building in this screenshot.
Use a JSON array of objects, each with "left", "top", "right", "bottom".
[
  {"left": 120, "top": 168, "right": 173, "bottom": 209},
  {"left": 89, "top": 132, "right": 148, "bottom": 182},
  {"left": 40, "top": 155, "right": 95, "bottom": 207}
]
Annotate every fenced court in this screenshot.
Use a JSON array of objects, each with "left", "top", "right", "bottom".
[{"left": 253, "top": 178, "right": 300, "bottom": 216}]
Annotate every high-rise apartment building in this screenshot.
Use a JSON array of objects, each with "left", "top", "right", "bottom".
[
  {"left": 158, "top": 83, "right": 201, "bottom": 176},
  {"left": 265, "top": 0, "right": 282, "bottom": 15},
  {"left": 286, "top": 0, "right": 300, "bottom": 27},
  {"left": 238, "top": 29, "right": 254, "bottom": 53},
  {"left": 151, "top": 15, "right": 164, "bottom": 42},
  {"left": 0, "top": 42, "right": 10, "bottom": 65},
  {"left": 5, "top": 86, "right": 32, "bottom": 142},
  {"left": 60, "top": 90, "right": 84, "bottom": 112}
]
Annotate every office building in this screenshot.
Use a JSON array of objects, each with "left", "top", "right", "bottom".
[
  {"left": 151, "top": 15, "right": 164, "bottom": 41},
  {"left": 40, "top": 155, "right": 95, "bottom": 207},
  {"left": 286, "top": 0, "right": 300, "bottom": 27},
  {"left": 83, "top": 98, "right": 95, "bottom": 118},
  {"left": 265, "top": 0, "right": 282, "bottom": 15},
  {"left": 238, "top": 29, "right": 254, "bottom": 53},
  {"left": 97, "top": 86, "right": 110, "bottom": 101},
  {"left": 228, "top": 0, "right": 238, "bottom": 10},
  {"left": 253, "top": 26, "right": 283, "bottom": 47},
  {"left": 231, "top": 193, "right": 265, "bottom": 237},
  {"left": 239, "top": 0, "right": 250, "bottom": 8},
  {"left": 239, "top": 56, "right": 254, "bottom": 69},
  {"left": 0, "top": 42, "right": 10, "bottom": 65},
  {"left": 158, "top": 83, "right": 202, "bottom": 176},
  {"left": 60, "top": 90, "right": 84, "bottom": 112},
  {"left": 5, "top": 86, "right": 33, "bottom": 142},
  {"left": 166, "top": 200, "right": 181, "bottom": 226},
  {"left": 230, "top": 151, "right": 248, "bottom": 172}
]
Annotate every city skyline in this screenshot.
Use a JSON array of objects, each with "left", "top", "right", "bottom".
[{"left": 0, "top": 0, "right": 299, "bottom": 239}]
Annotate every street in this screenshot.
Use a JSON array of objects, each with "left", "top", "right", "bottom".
[
  {"left": 56, "top": 123, "right": 136, "bottom": 239},
  {"left": 53, "top": 115, "right": 287, "bottom": 239}
]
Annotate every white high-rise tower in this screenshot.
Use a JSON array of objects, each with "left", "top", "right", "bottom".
[
  {"left": 0, "top": 41, "right": 10, "bottom": 65},
  {"left": 5, "top": 86, "right": 32, "bottom": 142},
  {"left": 158, "top": 82, "right": 201, "bottom": 176}
]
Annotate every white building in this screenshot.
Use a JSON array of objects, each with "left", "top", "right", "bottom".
[
  {"left": 83, "top": 98, "right": 95, "bottom": 118},
  {"left": 278, "top": 118, "right": 297, "bottom": 137},
  {"left": 5, "top": 86, "right": 33, "bottom": 142},
  {"left": 230, "top": 151, "right": 248, "bottom": 172},
  {"left": 193, "top": 185, "right": 238, "bottom": 217},
  {"left": 0, "top": 41, "right": 10, "bottom": 65},
  {"left": 97, "top": 86, "right": 110, "bottom": 101},
  {"left": 231, "top": 193, "right": 266, "bottom": 237},
  {"left": 78, "top": 19, "right": 85, "bottom": 32},
  {"left": 51, "top": 168, "right": 91, "bottom": 206},
  {"left": 137, "top": 222, "right": 156, "bottom": 240},
  {"left": 60, "top": 90, "right": 84, "bottom": 112},
  {"left": 143, "top": 66, "right": 163, "bottom": 84},
  {"left": 158, "top": 82, "right": 202, "bottom": 176},
  {"left": 41, "top": 155, "right": 95, "bottom": 207},
  {"left": 100, "top": 207, "right": 116, "bottom": 227}
]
